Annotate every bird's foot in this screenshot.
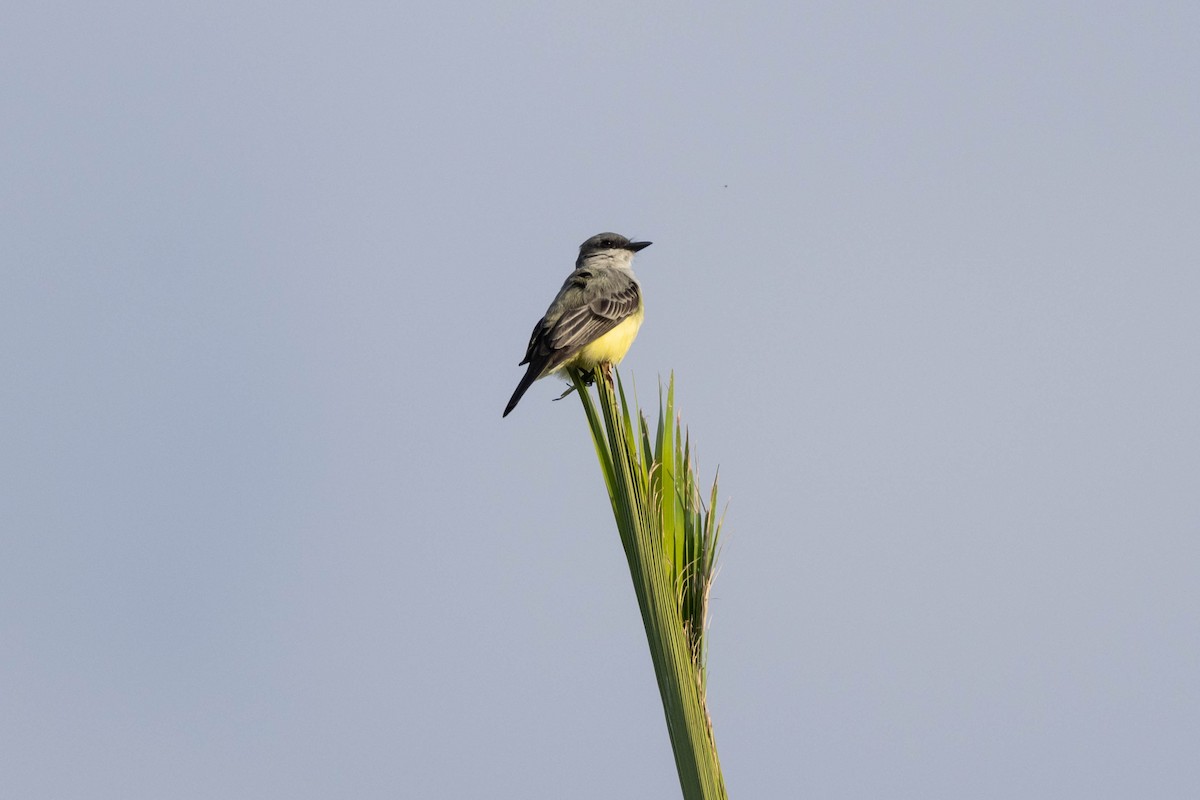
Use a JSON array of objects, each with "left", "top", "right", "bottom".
[{"left": 553, "top": 385, "right": 578, "bottom": 402}]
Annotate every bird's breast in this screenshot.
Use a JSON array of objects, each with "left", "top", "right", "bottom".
[{"left": 567, "top": 307, "right": 644, "bottom": 370}]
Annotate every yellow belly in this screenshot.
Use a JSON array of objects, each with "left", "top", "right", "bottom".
[{"left": 562, "top": 307, "right": 644, "bottom": 372}]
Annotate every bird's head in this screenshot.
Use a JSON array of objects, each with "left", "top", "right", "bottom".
[{"left": 576, "top": 232, "right": 652, "bottom": 269}]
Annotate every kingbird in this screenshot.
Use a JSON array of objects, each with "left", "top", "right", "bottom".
[{"left": 503, "top": 232, "right": 651, "bottom": 417}]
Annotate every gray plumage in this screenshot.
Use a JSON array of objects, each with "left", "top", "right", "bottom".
[{"left": 503, "top": 232, "right": 651, "bottom": 417}]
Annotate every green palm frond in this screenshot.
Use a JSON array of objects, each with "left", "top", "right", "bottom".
[{"left": 568, "top": 367, "right": 726, "bottom": 800}]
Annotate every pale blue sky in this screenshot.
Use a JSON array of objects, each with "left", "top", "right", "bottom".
[{"left": 3, "top": 3, "right": 1198, "bottom": 798}]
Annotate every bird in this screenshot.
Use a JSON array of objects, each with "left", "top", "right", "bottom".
[{"left": 503, "top": 232, "right": 652, "bottom": 417}]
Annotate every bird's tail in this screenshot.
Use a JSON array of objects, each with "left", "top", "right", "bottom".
[{"left": 503, "top": 365, "right": 540, "bottom": 417}]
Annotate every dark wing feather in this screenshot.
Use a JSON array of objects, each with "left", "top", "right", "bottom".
[
  {"left": 547, "top": 282, "right": 640, "bottom": 354},
  {"left": 544, "top": 283, "right": 640, "bottom": 376},
  {"left": 505, "top": 269, "right": 640, "bottom": 417},
  {"left": 519, "top": 273, "right": 640, "bottom": 377},
  {"left": 518, "top": 317, "right": 550, "bottom": 366}
]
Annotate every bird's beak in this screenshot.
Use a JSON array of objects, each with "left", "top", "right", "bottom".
[{"left": 627, "top": 241, "right": 652, "bottom": 252}]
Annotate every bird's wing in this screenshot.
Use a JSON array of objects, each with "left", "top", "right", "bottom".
[
  {"left": 547, "top": 277, "right": 640, "bottom": 352},
  {"left": 518, "top": 268, "right": 641, "bottom": 375}
]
